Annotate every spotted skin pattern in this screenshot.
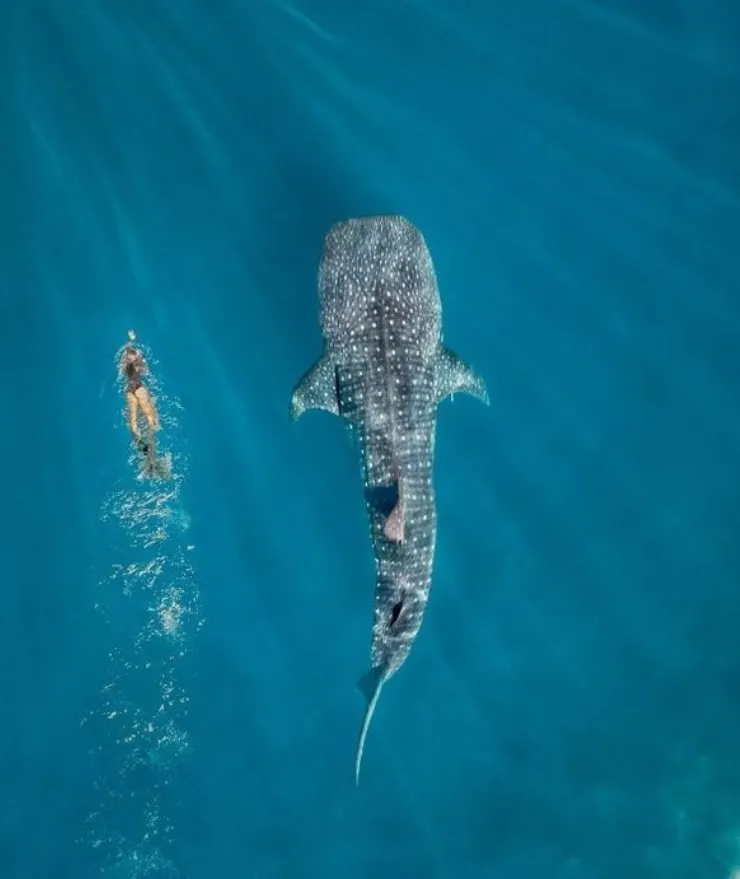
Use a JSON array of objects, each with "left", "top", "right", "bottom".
[{"left": 291, "top": 215, "right": 488, "bottom": 782}]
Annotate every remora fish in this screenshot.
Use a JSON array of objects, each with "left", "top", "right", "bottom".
[{"left": 290, "top": 215, "right": 488, "bottom": 783}]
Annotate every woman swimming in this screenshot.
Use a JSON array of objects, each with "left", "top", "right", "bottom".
[
  {"left": 120, "top": 329, "right": 159, "bottom": 450},
  {"left": 118, "top": 329, "right": 172, "bottom": 481}
]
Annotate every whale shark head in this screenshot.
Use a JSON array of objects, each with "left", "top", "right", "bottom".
[{"left": 318, "top": 215, "right": 441, "bottom": 357}]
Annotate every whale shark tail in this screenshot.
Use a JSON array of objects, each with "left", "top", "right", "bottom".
[{"left": 355, "top": 665, "right": 387, "bottom": 785}]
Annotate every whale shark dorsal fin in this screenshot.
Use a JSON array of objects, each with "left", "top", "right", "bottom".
[
  {"left": 363, "top": 482, "right": 399, "bottom": 517},
  {"left": 383, "top": 501, "right": 405, "bottom": 543},
  {"left": 434, "top": 344, "right": 489, "bottom": 405},
  {"left": 290, "top": 354, "right": 340, "bottom": 422}
]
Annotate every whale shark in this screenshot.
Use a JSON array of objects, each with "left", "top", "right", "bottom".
[{"left": 290, "top": 215, "right": 488, "bottom": 783}]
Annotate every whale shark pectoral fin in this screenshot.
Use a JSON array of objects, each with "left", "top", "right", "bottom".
[
  {"left": 290, "top": 354, "right": 340, "bottom": 422},
  {"left": 434, "top": 344, "right": 489, "bottom": 405},
  {"left": 355, "top": 666, "right": 386, "bottom": 785}
]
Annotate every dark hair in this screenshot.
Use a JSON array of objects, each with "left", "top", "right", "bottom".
[{"left": 122, "top": 346, "right": 143, "bottom": 377}]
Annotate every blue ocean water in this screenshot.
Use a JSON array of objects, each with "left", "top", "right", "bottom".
[{"left": 1, "top": 0, "right": 739, "bottom": 876}]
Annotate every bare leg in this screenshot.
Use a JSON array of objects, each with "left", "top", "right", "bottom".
[
  {"left": 126, "top": 392, "right": 141, "bottom": 440},
  {"left": 135, "top": 386, "right": 159, "bottom": 432}
]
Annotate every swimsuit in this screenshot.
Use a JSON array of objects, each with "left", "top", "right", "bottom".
[
  {"left": 124, "top": 347, "right": 145, "bottom": 394},
  {"left": 127, "top": 375, "right": 143, "bottom": 394}
]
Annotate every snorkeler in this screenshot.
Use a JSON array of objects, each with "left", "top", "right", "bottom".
[{"left": 120, "top": 330, "right": 168, "bottom": 478}]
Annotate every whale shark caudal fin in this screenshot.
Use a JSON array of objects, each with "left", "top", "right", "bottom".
[
  {"left": 289, "top": 354, "right": 340, "bottom": 422},
  {"left": 434, "top": 344, "right": 489, "bottom": 405},
  {"left": 355, "top": 665, "right": 386, "bottom": 785}
]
